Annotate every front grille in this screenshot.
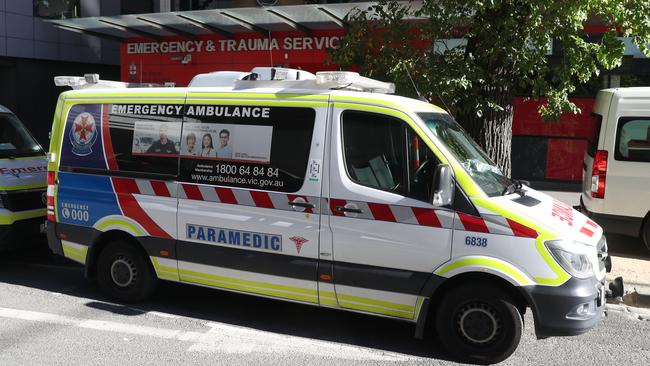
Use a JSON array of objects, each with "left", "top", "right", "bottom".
[{"left": 0, "top": 189, "right": 46, "bottom": 211}]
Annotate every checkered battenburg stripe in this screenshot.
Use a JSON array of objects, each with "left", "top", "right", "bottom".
[{"left": 120, "top": 179, "right": 538, "bottom": 238}]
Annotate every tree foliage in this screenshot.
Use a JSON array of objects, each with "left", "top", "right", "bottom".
[{"left": 329, "top": 0, "right": 650, "bottom": 175}]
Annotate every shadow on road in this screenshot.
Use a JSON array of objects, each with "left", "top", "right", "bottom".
[
  {"left": 605, "top": 233, "right": 650, "bottom": 260},
  {"left": 0, "top": 244, "right": 452, "bottom": 362}
]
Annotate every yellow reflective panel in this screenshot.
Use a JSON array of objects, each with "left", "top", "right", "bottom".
[
  {"left": 435, "top": 256, "right": 534, "bottom": 286},
  {"left": 0, "top": 209, "right": 46, "bottom": 225}
]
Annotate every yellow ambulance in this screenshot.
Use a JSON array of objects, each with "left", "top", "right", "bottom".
[{"left": 47, "top": 69, "right": 609, "bottom": 364}]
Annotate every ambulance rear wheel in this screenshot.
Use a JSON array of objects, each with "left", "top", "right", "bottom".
[
  {"left": 97, "top": 241, "right": 157, "bottom": 303},
  {"left": 435, "top": 284, "right": 522, "bottom": 365}
]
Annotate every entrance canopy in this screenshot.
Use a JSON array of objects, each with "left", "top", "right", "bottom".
[{"left": 48, "top": 2, "right": 424, "bottom": 42}]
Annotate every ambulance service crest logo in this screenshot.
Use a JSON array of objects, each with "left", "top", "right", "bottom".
[
  {"left": 289, "top": 236, "right": 309, "bottom": 254},
  {"left": 69, "top": 112, "right": 98, "bottom": 156}
]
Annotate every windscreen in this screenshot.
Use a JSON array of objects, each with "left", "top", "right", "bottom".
[
  {"left": 417, "top": 112, "right": 511, "bottom": 197},
  {"left": 0, "top": 113, "right": 44, "bottom": 158}
]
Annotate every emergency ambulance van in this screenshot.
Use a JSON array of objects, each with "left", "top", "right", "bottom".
[
  {"left": 0, "top": 105, "right": 47, "bottom": 250},
  {"left": 47, "top": 69, "right": 609, "bottom": 364}
]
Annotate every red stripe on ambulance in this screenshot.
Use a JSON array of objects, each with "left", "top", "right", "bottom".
[
  {"left": 412, "top": 207, "right": 442, "bottom": 227},
  {"left": 150, "top": 180, "right": 171, "bottom": 197},
  {"left": 215, "top": 187, "right": 238, "bottom": 204},
  {"left": 457, "top": 213, "right": 490, "bottom": 233},
  {"left": 182, "top": 184, "right": 203, "bottom": 201},
  {"left": 367, "top": 202, "right": 396, "bottom": 222},
  {"left": 506, "top": 218, "right": 538, "bottom": 238},
  {"left": 111, "top": 177, "right": 172, "bottom": 239},
  {"left": 250, "top": 191, "right": 275, "bottom": 209}
]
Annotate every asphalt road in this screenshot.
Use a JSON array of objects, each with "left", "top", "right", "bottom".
[{"left": 0, "top": 243, "right": 649, "bottom": 366}]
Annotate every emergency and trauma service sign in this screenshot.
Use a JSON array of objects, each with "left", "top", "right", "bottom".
[{"left": 121, "top": 31, "right": 345, "bottom": 86}]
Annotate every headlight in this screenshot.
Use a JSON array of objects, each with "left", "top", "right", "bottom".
[{"left": 545, "top": 240, "right": 594, "bottom": 279}]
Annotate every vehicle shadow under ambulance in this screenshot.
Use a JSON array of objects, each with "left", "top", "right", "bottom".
[{"left": 0, "top": 246, "right": 455, "bottom": 361}]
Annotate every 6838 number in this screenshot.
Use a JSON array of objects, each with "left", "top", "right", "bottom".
[{"left": 465, "top": 236, "right": 488, "bottom": 247}]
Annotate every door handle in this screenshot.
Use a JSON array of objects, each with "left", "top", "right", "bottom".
[
  {"left": 288, "top": 197, "right": 314, "bottom": 213},
  {"left": 335, "top": 206, "right": 363, "bottom": 214},
  {"left": 288, "top": 201, "right": 315, "bottom": 209}
]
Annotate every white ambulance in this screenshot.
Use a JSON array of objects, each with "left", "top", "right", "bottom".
[
  {"left": 47, "top": 69, "right": 609, "bottom": 364},
  {"left": 0, "top": 105, "right": 47, "bottom": 250}
]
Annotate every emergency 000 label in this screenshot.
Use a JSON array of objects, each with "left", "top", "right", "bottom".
[{"left": 60, "top": 202, "right": 90, "bottom": 222}]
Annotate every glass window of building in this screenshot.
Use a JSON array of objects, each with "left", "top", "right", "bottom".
[
  {"left": 33, "top": 0, "right": 80, "bottom": 19},
  {"left": 121, "top": 0, "right": 154, "bottom": 15}
]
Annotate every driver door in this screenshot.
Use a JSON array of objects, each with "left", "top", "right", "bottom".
[{"left": 327, "top": 107, "right": 454, "bottom": 320}]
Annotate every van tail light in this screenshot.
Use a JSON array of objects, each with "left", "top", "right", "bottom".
[
  {"left": 590, "top": 150, "right": 608, "bottom": 199},
  {"left": 47, "top": 171, "right": 56, "bottom": 222}
]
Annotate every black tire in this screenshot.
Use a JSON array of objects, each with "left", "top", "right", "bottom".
[
  {"left": 435, "top": 284, "right": 523, "bottom": 365},
  {"left": 96, "top": 241, "right": 157, "bottom": 303}
]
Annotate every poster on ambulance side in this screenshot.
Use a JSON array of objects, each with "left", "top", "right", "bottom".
[
  {"left": 132, "top": 121, "right": 181, "bottom": 156},
  {"left": 180, "top": 123, "right": 273, "bottom": 163}
]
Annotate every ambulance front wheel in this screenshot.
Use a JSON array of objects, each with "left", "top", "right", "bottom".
[
  {"left": 96, "top": 240, "right": 158, "bottom": 303},
  {"left": 435, "top": 284, "right": 523, "bottom": 365}
]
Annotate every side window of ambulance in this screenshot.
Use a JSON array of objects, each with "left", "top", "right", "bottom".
[
  {"left": 341, "top": 111, "right": 439, "bottom": 202},
  {"left": 615, "top": 117, "right": 650, "bottom": 162},
  {"left": 58, "top": 103, "right": 181, "bottom": 176},
  {"left": 179, "top": 105, "right": 315, "bottom": 193},
  {"left": 108, "top": 104, "right": 181, "bottom": 176}
]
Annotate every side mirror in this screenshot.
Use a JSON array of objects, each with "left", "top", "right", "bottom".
[{"left": 432, "top": 164, "right": 453, "bottom": 207}]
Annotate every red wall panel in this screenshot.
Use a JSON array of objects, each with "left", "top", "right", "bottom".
[
  {"left": 512, "top": 97, "right": 596, "bottom": 138},
  {"left": 545, "top": 138, "right": 587, "bottom": 181}
]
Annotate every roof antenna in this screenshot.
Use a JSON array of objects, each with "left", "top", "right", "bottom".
[
  {"left": 402, "top": 62, "right": 455, "bottom": 117},
  {"left": 268, "top": 31, "right": 273, "bottom": 67},
  {"left": 402, "top": 60, "right": 454, "bottom": 117},
  {"left": 402, "top": 62, "right": 428, "bottom": 103}
]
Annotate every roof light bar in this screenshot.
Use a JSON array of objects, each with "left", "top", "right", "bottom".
[
  {"left": 54, "top": 74, "right": 128, "bottom": 89},
  {"left": 189, "top": 71, "right": 251, "bottom": 87},
  {"left": 54, "top": 76, "right": 89, "bottom": 88},
  {"left": 250, "top": 67, "right": 316, "bottom": 81},
  {"left": 315, "top": 71, "right": 395, "bottom": 94}
]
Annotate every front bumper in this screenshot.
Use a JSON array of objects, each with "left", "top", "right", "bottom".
[
  {"left": 0, "top": 215, "right": 46, "bottom": 250},
  {"left": 525, "top": 276, "right": 606, "bottom": 339}
]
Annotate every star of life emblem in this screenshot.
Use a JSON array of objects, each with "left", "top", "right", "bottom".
[
  {"left": 69, "top": 112, "right": 98, "bottom": 156},
  {"left": 289, "top": 236, "right": 309, "bottom": 254}
]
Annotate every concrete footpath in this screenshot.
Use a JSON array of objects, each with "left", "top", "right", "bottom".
[{"left": 542, "top": 190, "right": 650, "bottom": 309}]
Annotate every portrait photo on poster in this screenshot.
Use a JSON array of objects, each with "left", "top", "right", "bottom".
[
  {"left": 132, "top": 121, "right": 181, "bottom": 156},
  {"left": 180, "top": 123, "right": 273, "bottom": 163}
]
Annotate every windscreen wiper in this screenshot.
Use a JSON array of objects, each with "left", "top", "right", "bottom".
[{"left": 502, "top": 179, "right": 530, "bottom": 196}]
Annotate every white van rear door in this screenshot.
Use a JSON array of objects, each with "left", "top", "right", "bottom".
[{"left": 607, "top": 114, "right": 650, "bottom": 219}]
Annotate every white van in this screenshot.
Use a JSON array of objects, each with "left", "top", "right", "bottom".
[
  {"left": 0, "top": 105, "right": 47, "bottom": 250},
  {"left": 581, "top": 88, "right": 650, "bottom": 250},
  {"left": 47, "top": 69, "right": 609, "bottom": 364}
]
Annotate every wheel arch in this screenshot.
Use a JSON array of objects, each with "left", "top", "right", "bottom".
[
  {"left": 85, "top": 229, "right": 148, "bottom": 279},
  {"left": 415, "top": 270, "right": 532, "bottom": 339}
]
